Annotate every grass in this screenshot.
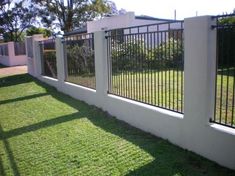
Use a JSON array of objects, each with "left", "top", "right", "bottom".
[
  {"left": 64, "top": 69, "right": 234, "bottom": 125},
  {"left": 0, "top": 73, "right": 234, "bottom": 175},
  {"left": 66, "top": 74, "right": 96, "bottom": 90},
  {"left": 111, "top": 70, "right": 184, "bottom": 113}
]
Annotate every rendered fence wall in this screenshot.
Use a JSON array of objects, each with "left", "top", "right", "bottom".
[
  {"left": 0, "top": 42, "right": 27, "bottom": 66},
  {"left": 31, "top": 16, "right": 235, "bottom": 170}
]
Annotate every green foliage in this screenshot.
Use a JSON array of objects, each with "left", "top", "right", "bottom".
[
  {"left": 66, "top": 43, "right": 95, "bottom": 75},
  {"left": 33, "top": 0, "right": 111, "bottom": 32},
  {"left": 3, "top": 31, "right": 26, "bottom": 42},
  {"left": 26, "top": 26, "right": 52, "bottom": 37},
  {"left": 217, "top": 13, "right": 235, "bottom": 68},
  {"left": 111, "top": 38, "right": 183, "bottom": 72},
  {"left": 152, "top": 38, "right": 184, "bottom": 69},
  {"left": 111, "top": 39, "right": 147, "bottom": 71},
  {"left": 0, "top": 1, "right": 38, "bottom": 42}
]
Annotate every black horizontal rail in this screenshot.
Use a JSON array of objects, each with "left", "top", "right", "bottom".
[
  {"left": 105, "top": 21, "right": 184, "bottom": 35},
  {"left": 212, "top": 24, "right": 235, "bottom": 29},
  {"left": 212, "top": 13, "right": 235, "bottom": 19}
]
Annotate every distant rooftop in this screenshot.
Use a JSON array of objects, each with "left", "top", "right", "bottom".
[
  {"left": 64, "top": 26, "right": 87, "bottom": 36},
  {"left": 135, "top": 15, "right": 177, "bottom": 22},
  {"left": 64, "top": 13, "right": 179, "bottom": 36}
]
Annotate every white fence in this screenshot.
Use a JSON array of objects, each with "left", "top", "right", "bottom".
[
  {"left": 27, "top": 16, "right": 235, "bottom": 170},
  {"left": 0, "top": 41, "right": 27, "bottom": 66}
]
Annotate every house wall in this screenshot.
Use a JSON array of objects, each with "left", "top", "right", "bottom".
[{"left": 30, "top": 16, "right": 235, "bottom": 170}]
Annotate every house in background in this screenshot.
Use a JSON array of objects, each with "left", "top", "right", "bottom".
[
  {"left": 64, "top": 12, "right": 183, "bottom": 46},
  {"left": 65, "top": 12, "right": 182, "bottom": 35}
]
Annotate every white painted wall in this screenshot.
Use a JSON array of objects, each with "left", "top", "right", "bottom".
[
  {"left": 32, "top": 16, "right": 235, "bottom": 170},
  {"left": 0, "top": 42, "right": 27, "bottom": 66},
  {"left": 87, "top": 12, "right": 180, "bottom": 33},
  {"left": 26, "top": 34, "right": 44, "bottom": 76}
]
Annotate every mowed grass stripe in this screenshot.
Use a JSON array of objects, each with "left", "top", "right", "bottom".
[{"left": 0, "top": 74, "right": 234, "bottom": 175}]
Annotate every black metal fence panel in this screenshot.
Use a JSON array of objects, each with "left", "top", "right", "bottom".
[
  {"left": 212, "top": 14, "right": 235, "bottom": 128},
  {"left": 64, "top": 33, "right": 96, "bottom": 89},
  {"left": 14, "top": 42, "right": 26, "bottom": 55},
  {"left": 106, "top": 21, "right": 184, "bottom": 113},
  {"left": 40, "top": 39, "right": 57, "bottom": 78},
  {"left": 0, "top": 44, "right": 8, "bottom": 56}
]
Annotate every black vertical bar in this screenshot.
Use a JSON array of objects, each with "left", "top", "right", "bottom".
[
  {"left": 129, "top": 30, "right": 133, "bottom": 99},
  {"left": 231, "top": 28, "right": 235, "bottom": 127},
  {"left": 219, "top": 27, "right": 224, "bottom": 123},
  {"left": 146, "top": 26, "right": 150, "bottom": 104},
  {"left": 118, "top": 30, "right": 123, "bottom": 96},
  {"left": 168, "top": 23, "right": 171, "bottom": 110},
  {"left": 114, "top": 32, "right": 118, "bottom": 95},
  {"left": 144, "top": 31, "right": 147, "bottom": 103},
  {"left": 150, "top": 32, "right": 153, "bottom": 105},
  {"left": 161, "top": 31, "right": 164, "bottom": 107},
  {"left": 134, "top": 33, "right": 138, "bottom": 101},
  {"left": 157, "top": 26, "right": 160, "bottom": 106},
  {"left": 141, "top": 33, "right": 144, "bottom": 103},
  {"left": 164, "top": 31, "right": 167, "bottom": 109},
  {"left": 172, "top": 30, "right": 175, "bottom": 111},
  {"left": 123, "top": 34, "right": 127, "bottom": 98},
  {"left": 176, "top": 30, "right": 179, "bottom": 112},
  {"left": 155, "top": 30, "right": 158, "bottom": 106},
  {"left": 225, "top": 27, "right": 230, "bottom": 125},
  {"left": 181, "top": 22, "right": 184, "bottom": 113},
  {"left": 115, "top": 31, "right": 119, "bottom": 95}
]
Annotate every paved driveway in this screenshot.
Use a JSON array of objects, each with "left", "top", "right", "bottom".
[{"left": 0, "top": 65, "right": 27, "bottom": 77}]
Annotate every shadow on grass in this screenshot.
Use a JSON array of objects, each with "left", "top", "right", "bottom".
[
  {"left": 0, "top": 73, "right": 234, "bottom": 175},
  {"left": 0, "top": 125, "right": 20, "bottom": 176},
  {"left": 0, "top": 74, "right": 33, "bottom": 88},
  {"left": 0, "top": 154, "right": 6, "bottom": 176},
  {"left": 0, "top": 93, "right": 49, "bottom": 105},
  {"left": 1, "top": 112, "right": 81, "bottom": 139}
]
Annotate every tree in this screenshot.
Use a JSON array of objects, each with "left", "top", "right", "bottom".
[
  {"left": 33, "top": 0, "right": 111, "bottom": 32},
  {"left": 0, "top": 1, "right": 38, "bottom": 41},
  {"left": 106, "top": 1, "right": 126, "bottom": 16},
  {"left": 26, "top": 26, "right": 52, "bottom": 37}
]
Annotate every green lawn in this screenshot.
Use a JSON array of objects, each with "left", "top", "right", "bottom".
[
  {"left": 0, "top": 74, "right": 234, "bottom": 175},
  {"left": 63, "top": 69, "right": 234, "bottom": 125},
  {"left": 111, "top": 70, "right": 184, "bottom": 113}
]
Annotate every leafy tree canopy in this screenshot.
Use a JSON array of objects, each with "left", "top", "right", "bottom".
[
  {"left": 26, "top": 26, "right": 52, "bottom": 37},
  {"left": 0, "top": 0, "right": 38, "bottom": 42},
  {"left": 33, "top": 0, "right": 111, "bottom": 32}
]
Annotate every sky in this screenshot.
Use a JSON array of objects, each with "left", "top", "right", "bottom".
[{"left": 112, "top": 0, "right": 235, "bottom": 20}]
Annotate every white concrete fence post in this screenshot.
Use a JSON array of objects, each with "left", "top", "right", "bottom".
[
  {"left": 94, "top": 31, "right": 108, "bottom": 108},
  {"left": 7, "top": 42, "right": 15, "bottom": 65},
  {"left": 33, "top": 40, "right": 42, "bottom": 77},
  {"left": 183, "top": 16, "right": 235, "bottom": 169},
  {"left": 184, "top": 16, "right": 217, "bottom": 127},
  {"left": 25, "top": 36, "right": 33, "bottom": 75},
  {"left": 56, "top": 38, "right": 66, "bottom": 84}
]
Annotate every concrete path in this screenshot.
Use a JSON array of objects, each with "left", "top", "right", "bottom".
[{"left": 0, "top": 65, "right": 27, "bottom": 77}]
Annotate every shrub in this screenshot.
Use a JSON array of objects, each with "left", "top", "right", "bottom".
[{"left": 66, "top": 42, "right": 95, "bottom": 76}]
